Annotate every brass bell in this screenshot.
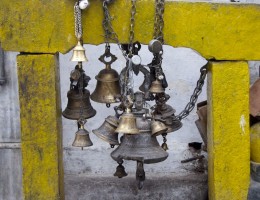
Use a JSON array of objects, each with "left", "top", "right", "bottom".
[
  {"left": 72, "top": 125, "right": 93, "bottom": 148},
  {"left": 151, "top": 120, "right": 168, "bottom": 137},
  {"left": 62, "top": 89, "right": 96, "bottom": 120},
  {"left": 91, "top": 65, "right": 121, "bottom": 104},
  {"left": 70, "top": 41, "right": 88, "bottom": 62},
  {"left": 115, "top": 109, "right": 139, "bottom": 134},
  {"left": 114, "top": 162, "right": 128, "bottom": 178},
  {"left": 111, "top": 132, "right": 168, "bottom": 164},
  {"left": 161, "top": 142, "right": 169, "bottom": 151},
  {"left": 93, "top": 116, "right": 120, "bottom": 147},
  {"left": 149, "top": 79, "right": 165, "bottom": 94}
]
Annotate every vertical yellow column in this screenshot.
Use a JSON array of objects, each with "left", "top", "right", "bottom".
[
  {"left": 207, "top": 61, "right": 250, "bottom": 200},
  {"left": 17, "top": 54, "right": 64, "bottom": 200}
]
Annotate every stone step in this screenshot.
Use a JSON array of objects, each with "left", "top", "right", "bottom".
[{"left": 65, "top": 174, "right": 208, "bottom": 200}]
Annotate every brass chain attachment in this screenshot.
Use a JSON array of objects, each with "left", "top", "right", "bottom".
[
  {"left": 74, "top": 2, "right": 83, "bottom": 39},
  {"left": 176, "top": 64, "right": 208, "bottom": 121},
  {"left": 154, "top": 0, "right": 165, "bottom": 44}
]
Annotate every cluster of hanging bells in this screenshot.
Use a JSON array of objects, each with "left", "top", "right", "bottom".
[{"left": 62, "top": 40, "right": 183, "bottom": 189}]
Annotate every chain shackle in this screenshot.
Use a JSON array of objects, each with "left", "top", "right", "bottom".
[{"left": 176, "top": 63, "right": 208, "bottom": 121}]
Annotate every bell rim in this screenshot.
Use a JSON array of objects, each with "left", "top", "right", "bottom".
[
  {"left": 152, "top": 128, "right": 168, "bottom": 137},
  {"left": 111, "top": 146, "right": 168, "bottom": 164},
  {"left": 62, "top": 108, "right": 96, "bottom": 120},
  {"left": 93, "top": 129, "right": 119, "bottom": 145},
  {"left": 166, "top": 121, "right": 183, "bottom": 133},
  {"left": 115, "top": 128, "right": 140, "bottom": 135},
  {"left": 90, "top": 93, "right": 120, "bottom": 104}
]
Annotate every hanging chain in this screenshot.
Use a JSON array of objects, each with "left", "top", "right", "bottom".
[
  {"left": 128, "top": 0, "right": 137, "bottom": 55},
  {"left": 102, "top": 1, "right": 128, "bottom": 58},
  {"left": 154, "top": 0, "right": 165, "bottom": 44},
  {"left": 176, "top": 64, "right": 208, "bottom": 121},
  {"left": 78, "top": 63, "right": 85, "bottom": 123},
  {"left": 74, "top": 2, "right": 83, "bottom": 39}
]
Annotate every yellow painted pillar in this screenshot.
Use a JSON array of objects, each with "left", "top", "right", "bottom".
[
  {"left": 207, "top": 61, "right": 250, "bottom": 200},
  {"left": 17, "top": 54, "right": 64, "bottom": 200}
]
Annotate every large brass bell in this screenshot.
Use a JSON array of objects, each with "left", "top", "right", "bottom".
[
  {"left": 111, "top": 113, "right": 168, "bottom": 164},
  {"left": 93, "top": 115, "right": 120, "bottom": 147},
  {"left": 91, "top": 65, "right": 121, "bottom": 104},
  {"left": 149, "top": 79, "right": 165, "bottom": 94},
  {"left": 115, "top": 109, "right": 139, "bottom": 134},
  {"left": 62, "top": 89, "right": 96, "bottom": 120},
  {"left": 111, "top": 130, "right": 168, "bottom": 164},
  {"left": 151, "top": 120, "right": 168, "bottom": 137},
  {"left": 72, "top": 124, "right": 93, "bottom": 148},
  {"left": 70, "top": 40, "right": 88, "bottom": 62}
]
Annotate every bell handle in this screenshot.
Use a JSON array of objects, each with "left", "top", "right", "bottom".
[{"left": 99, "top": 46, "right": 117, "bottom": 65}]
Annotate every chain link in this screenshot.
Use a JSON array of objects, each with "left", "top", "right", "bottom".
[
  {"left": 129, "top": 0, "right": 137, "bottom": 55},
  {"left": 102, "top": 1, "right": 128, "bottom": 59},
  {"left": 74, "top": 2, "right": 83, "bottom": 39},
  {"left": 176, "top": 63, "right": 208, "bottom": 121},
  {"left": 154, "top": 0, "right": 165, "bottom": 43}
]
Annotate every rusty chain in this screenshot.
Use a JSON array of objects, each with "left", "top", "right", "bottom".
[
  {"left": 128, "top": 0, "right": 137, "bottom": 55},
  {"left": 154, "top": 0, "right": 165, "bottom": 44},
  {"left": 176, "top": 63, "right": 208, "bottom": 121}
]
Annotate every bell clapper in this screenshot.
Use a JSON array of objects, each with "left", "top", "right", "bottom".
[{"left": 136, "top": 161, "right": 145, "bottom": 190}]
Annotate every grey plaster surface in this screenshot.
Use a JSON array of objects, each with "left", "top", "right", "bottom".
[{"left": 65, "top": 174, "right": 208, "bottom": 200}]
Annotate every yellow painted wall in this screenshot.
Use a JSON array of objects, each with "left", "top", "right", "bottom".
[{"left": 0, "top": 1, "right": 259, "bottom": 60}]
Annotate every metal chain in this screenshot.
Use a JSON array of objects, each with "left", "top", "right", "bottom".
[
  {"left": 102, "top": 1, "right": 128, "bottom": 59},
  {"left": 128, "top": 0, "right": 137, "bottom": 55},
  {"left": 78, "top": 63, "right": 85, "bottom": 121},
  {"left": 154, "top": 0, "right": 165, "bottom": 43},
  {"left": 74, "top": 2, "right": 83, "bottom": 39},
  {"left": 176, "top": 64, "right": 208, "bottom": 121}
]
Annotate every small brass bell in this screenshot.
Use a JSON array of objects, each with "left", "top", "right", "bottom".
[
  {"left": 161, "top": 142, "right": 169, "bottom": 151},
  {"left": 70, "top": 41, "right": 88, "bottom": 62},
  {"left": 161, "top": 133, "right": 168, "bottom": 151},
  {"left": 115, "top": 109, "right": 139, "bottom": 134},
  {"left": 151, "top": 120, "right": 168, "bottom": 137},
  {"left": 149, "top": 79, "right": 165, "bottom": 94},
  {"left": 62, "top": 89, "right": 96, "bottom": 120},
  {"left": 91, "top": 65, "right": 121, "bottom": 104},
  {"left": 93, "top": 116, "right": 120, "bottom": 147},
  {"left": 72, "top": 125, "right": 93, "bottom": 148},
  {"left": 114, "top": 161, "right": 128, "bottom": 178}
]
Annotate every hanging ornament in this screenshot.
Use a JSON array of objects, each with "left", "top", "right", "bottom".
[{"left": 71, "top": 1, "right": 88, "bottom": 62}]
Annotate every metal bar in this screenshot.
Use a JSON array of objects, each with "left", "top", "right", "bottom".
[
  {"left": 0, "top": 142, "right": 21, "bottom": 149},
  {"left": 0, "top": 46, "right": 6, "bottom": 85}
]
